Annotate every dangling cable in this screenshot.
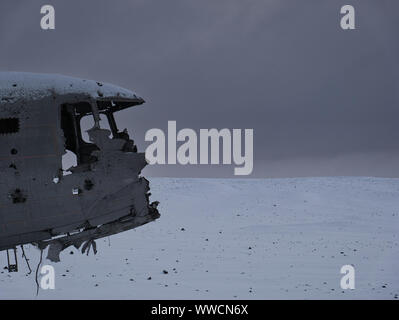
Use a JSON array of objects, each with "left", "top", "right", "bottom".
[
  {"left": 21, "top": 245, "right": 32, "bottom": 275},
  {"left": 35, "top": 249, "right": 43, "bottom": 296}
]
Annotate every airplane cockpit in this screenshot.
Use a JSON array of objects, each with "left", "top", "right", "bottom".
[{"left": 0, "top": 72, "right": 159, "bottom": 268}]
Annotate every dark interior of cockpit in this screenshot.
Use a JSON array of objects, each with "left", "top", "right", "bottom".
[{"left": 60, "top": 101, "right": 137, "bottom": 167}]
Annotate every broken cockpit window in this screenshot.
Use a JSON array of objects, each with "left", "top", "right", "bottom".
[
  {"left": 96, "top": 101, "right": 138, "bottom": 152},
  {"left": 60, "top": 100, "right": 138, "bottom": 171},
  {"left": 61, "top": 102, "right": 99, "bottom": 166}
]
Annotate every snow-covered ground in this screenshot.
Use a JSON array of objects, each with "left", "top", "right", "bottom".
[{"left": 1, "top": 177, "right": 398, "bottom": 300}]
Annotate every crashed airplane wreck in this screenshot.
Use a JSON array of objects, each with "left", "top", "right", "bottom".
[{"left": 0, "top": 72, "right": 160, "bottom": 268}]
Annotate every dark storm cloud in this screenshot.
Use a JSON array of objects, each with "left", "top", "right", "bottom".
[{"left": 1, "top": 0, "right": 398, "bottom": 177}]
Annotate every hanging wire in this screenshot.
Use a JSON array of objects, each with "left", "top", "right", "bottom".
[
  {"left": 35, "top": 249, "right": 43, "bottom": 296},
  {"left": 21, "top": 245, "right": 32, "bottom": 275}
]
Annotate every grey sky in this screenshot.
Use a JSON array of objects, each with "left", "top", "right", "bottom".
[{"left": 1, "top": 0, "right": 398, "bottom": 178}]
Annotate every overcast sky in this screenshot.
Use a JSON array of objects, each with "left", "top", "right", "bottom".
[{"left": 1, "top": 0, "right": 398, "bottom": 178}]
